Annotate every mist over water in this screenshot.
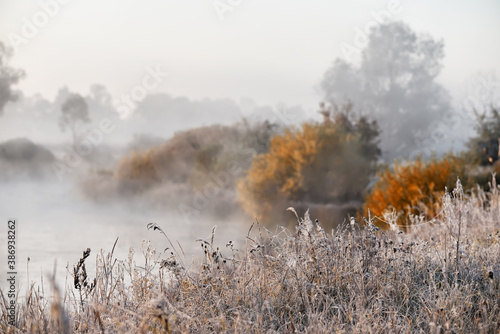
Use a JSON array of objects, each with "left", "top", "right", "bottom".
[{"left": 0, "top": 179, "right": 248, "bottom": 295}]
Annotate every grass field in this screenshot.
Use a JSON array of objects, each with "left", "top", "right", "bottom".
[{"left": 1, "top": 180, "right": 499, "bottom": 333}]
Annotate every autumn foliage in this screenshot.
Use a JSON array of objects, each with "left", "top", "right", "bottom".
[
  {"left": 85, "top": 120, "right": 280, "bottom": 220},
  {"left": 116, "top": 149, "right": 160, "bottom": 193},
  {"left": 238, "top": 105, "right": 380, "bottom": 224},
  {"left": 363, "top": 155, "right": 471, "bottom": 227},
  {"left": 115, "top": 122, "right": 273, "bottom": 190}
]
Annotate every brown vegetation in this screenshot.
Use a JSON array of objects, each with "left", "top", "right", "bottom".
[
  {"left": 238, "top": 104, "right": 380, "bottom": 227},
  {"left": 2, "top": 182, "right": 500, "bottom": 333},
  {"left": 81, "top": 121, "right": 277, "bottom": 218}
]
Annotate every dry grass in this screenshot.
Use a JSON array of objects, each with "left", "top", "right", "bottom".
[{"left": 1, "top": 180, "right": 500, "bottom": 333}]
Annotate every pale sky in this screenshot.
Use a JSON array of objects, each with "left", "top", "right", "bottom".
[{"left": 1, "top": 0, "right": 499, "bottom": 112}]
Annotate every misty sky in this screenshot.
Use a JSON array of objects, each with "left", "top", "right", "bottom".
[{"left": 1, "top": 0, "right": 499, "bottom": 112}]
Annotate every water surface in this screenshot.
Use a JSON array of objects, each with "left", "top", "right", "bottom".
[{"left": 0, "top": 180, "right": 248, "bottom": 297}]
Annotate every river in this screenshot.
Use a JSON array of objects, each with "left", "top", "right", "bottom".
[{"left": 0, "top": 180, "right": 249, "bottom": 298}]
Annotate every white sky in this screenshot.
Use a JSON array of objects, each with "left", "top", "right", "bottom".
[{"left": 1, "top": 0, "right": 499, "bottom": 112}]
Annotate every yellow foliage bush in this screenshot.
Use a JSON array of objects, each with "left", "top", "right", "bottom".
[
  {"left": 363, "top": 155, "right": 470, "bottom": 227},
  {"left": 238, "top": 111, "right": 379, "bottom": 223},
  {"left": 237, "top": 124, "right": 320, "bottom": 219},
  {"left": 116, "top": 150, "right": 160, "bottom": 193}
]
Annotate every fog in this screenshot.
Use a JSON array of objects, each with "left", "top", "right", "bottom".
[
  {"left": 0, "top": 180, "right": 248, "bottom": 294},
  {"left": 0, "top": 1, "right": 499, "bottom": 297}
]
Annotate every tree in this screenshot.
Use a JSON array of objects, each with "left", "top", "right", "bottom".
[
  {"left": 59, "top": 93, "right": 91, "bottom": 145},
  {"left": 321, "top": 21, "right": 450, "bottom": 161},
  {"left": 237, "top": 103, "right": 380, "bottom": 224},
  {"left": 0, "top": 42, "right": 25, "bottom": 115},
  {"left": 466, "top": 107, "right": 500, "bottom": 165}
]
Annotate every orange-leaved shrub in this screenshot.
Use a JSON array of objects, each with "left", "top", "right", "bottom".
[
  {"left": 363, "top": 154, "right": 471, "bottom": 227},
  {"left": 238, "top": 104, "right": 380, "bottom": 225}
]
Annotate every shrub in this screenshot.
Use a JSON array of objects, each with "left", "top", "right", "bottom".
[
  {"left": 84, "top": 121, "right": 278, "bottom": 217},
  {"left": 238, "top": 104, "right": 380, "bottom": 226},
  {"left": 116, "top": 149, "right": 160, "bottom": 194},
  {"left": 363, "top": 154, "right": 471, "bottom": 227},
  {"left": 115, "top": 121, "right": 276, "bottom": 191},
  {"left": 0, "top": 137, "right": 56, "bottom": 180}
]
